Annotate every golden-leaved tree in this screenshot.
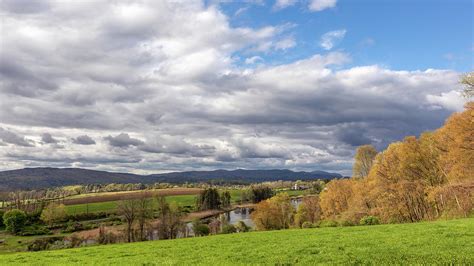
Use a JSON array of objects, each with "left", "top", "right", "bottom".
[{"left": 319, "top": 100, "right": 473, "bottom": 224}]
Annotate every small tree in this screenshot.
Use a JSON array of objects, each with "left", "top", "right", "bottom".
[
  {"left": 118, "top": 199, "right": 138, "bottom": 243},
  {"left": 136, "top": 193, "right": 153, "bottom": 241},
  {"left": 352, "top": 144, "right": 377, "bottom": 178},
  {"left": 3, "top": 209, "right": 27, "bottom": 234},
  {"left": 40, "top": 203, "right": 67, "bottom": 225},
  {"left": 196, "top": 188, "right": 221, "bottom": 210},
  {"left": 220, "top": 191, "right": 231, "bottom": 208}
]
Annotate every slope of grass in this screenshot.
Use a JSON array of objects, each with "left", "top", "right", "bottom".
[{"left": 1, "top": 218, "right": 472, "bottom": 265}]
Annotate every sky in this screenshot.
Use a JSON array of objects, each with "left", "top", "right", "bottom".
[{"left": 0, "top": 0, "right": 472, "bottom": 176}]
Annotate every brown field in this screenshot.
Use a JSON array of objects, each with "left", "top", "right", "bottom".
[{"left": 62, "top": 188, "right": 203, "bottom": 206}]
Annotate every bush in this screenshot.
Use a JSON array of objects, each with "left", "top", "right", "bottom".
[
  {"left": 26, "top": 210, "right": 42, "bottom": 225},
  {"left": 61, "top": 221, "right": 84, "bottom": 233},
  {"left": 193, "top": 223, "right": 210, "bottom": 236},
  {"left": 41, "top": 203, "right": 67, "bottom": 225},
  {"left": 0, "top": 210, "right": 4, "bottom": 228},
  {"left": 360, "top": 216, "right": 380, "bottom": 226},
  {"left": 340, "top": 220, "right": 355, "bottom": 227},
  {"left": 27, "top": 236, "right": 64, "bottom": 251},
  {"left": 301, "top": 221, "right": 313, "bottom": 228},
  {"left": 235, "top": 221, "right": 249, "bottom": 232},
  {"left": 319, "top": 220, "right": 338, "bottom": 228},
  {"left": 18, "top": 225, "right": 51, "bottom": 236},
  {"left": 221, "top": 224, "right": 236, "bottom": 234},
  {"left": 3, "top": 209, "right": 27, "bottom": 234},
  {"left": 66, "top": 212, "right": 108, "bottom": 222}
]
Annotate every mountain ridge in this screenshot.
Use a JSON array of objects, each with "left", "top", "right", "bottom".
[{"left": 0, "top": 167, "right": 342, "bottom": 191}]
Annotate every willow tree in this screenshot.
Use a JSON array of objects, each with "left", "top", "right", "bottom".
[{"left": 352, "top": 144, "right": 377, "bottom": 178}]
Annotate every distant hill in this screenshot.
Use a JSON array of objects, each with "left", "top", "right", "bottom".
[{"left": 0, "top": 167, "right": 342, "bottom": 191}]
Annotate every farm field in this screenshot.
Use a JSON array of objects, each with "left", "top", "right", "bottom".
[
  {"left": 1, "top": 218, "right": 472, "bottom": 265},
  {"left": 65, "top": 194, "right": 198, "bottom": 214},
  {"left": 65, "top": 189, "right": 307, "bottom": 214}
]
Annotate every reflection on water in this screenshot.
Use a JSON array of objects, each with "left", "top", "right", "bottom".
[
  {"left": 222, "top": 207, "right": 255, "bottom": 228},
  {"left": 291, "top": 198, "right": 302, "bottom": 208}
]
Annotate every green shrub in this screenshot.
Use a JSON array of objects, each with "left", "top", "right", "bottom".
[
  {"left": 235, "top": 221, "right": 249, "bottom": 232},
  {"left": 319, "top": 220, "right": 338, "bottom": 227},
  {"left": 3, "top": 209, "right": 27, "bottom": 234},
  {"left": 27, "top": 236, "right": 65, "bottom": 251},
  {"left": 340, "top": 220, "right": 355, "bottom": 227},
  {"left": 193, "top": 224, "right": 210, "bottom": 236},
  {"left": 18, "top": 225, "right": 51, "bottom": 236},
  {"left": 0, "top": 210, "right": 4, "bottom": 228},
  {"left": 61, "top": 221, "right": 84, "bottom": 233},
  {"left": 301, "top": 221, "right": 313, "bottom": 228},
  {"left": 66, "top": 212, "right": 108, "bottom": 222},
  {"left": 221, "top": 224, "right": 236, "bottom": 234},
  {"left": 360, "top": 216, "right": 380, "bottom": 226}
]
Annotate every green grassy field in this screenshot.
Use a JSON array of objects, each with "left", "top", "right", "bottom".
[
  {"left": 65, "top": 189, "right": 307, "bottom": 214},
  {"left": 65, "top": 194, "right": 197, "bottom": 214},
  {"left": 1, "top": 218, "right": 472, "bottom": 265}
]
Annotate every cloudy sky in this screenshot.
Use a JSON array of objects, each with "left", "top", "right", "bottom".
[{"left": 0, "top": 0, "right": 472, "bottom": 175}]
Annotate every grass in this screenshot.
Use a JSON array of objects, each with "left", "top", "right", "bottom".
[
  {"left": 1, "top": 218, "right": 472, "bottom": 265},
  {"left": 0, "top": 231, "right": 70, "bottom": 254},
  {"left": 65, "top": 194, "right": 197, "bottom": 215}
]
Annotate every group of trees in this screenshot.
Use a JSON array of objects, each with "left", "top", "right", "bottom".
[
  {"left": 116, "top": 193, "right": 186, "bottom": 243},
  {"left": 240, "top": 186, "right": 274, "bottom": 204},
  {"left": 319, "top": 101, "right": 473, "bottom": 224},
  {"left": 251, "top": 98, "right": 472, "bottom": 229},
  {"left": 195, "top": 188, "right": 232, "bottom": 211}
]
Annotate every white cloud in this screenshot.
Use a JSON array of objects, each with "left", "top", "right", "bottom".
[
  {"left": 273, "top": 0, "right": 297, "bottom": 10},
  {"left": 0, "top": 0, "right": 466, "bottom": 175},
  {"left": 245, "top": 56, "right": 264, "bottom": 64},
  {"left": 274, "top": 36, "right": 296, "bottom": 51},
  {"left": 320, "top": 29, "right": 346, "bottom": 50},
  {"left": 309, "top": 0, "right": 337, "bottom": 11},
  {"left": 426, "top": 90, "right": 465, "bottom": 111}
]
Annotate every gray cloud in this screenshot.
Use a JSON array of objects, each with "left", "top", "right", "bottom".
[
  {"left": 104, "top": 133, "right": 144, "bottom": 148},
  {"left": 0, "top": 1, "right": 467, "bottom": 175},
  {"left": 41, "top": 133, "right": 58, "bottom": 144},
  {"left": 72, "top": 135, "right": 96, "bottom": 145},
  {"left": 0, "top": 128, "right": 34, "bottom": 147}
]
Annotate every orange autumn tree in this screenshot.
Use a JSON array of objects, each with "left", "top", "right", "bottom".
[
  {"left": 434, "top": 102, "right": 474, "bottom": 183},
  {"left": 251, "top": 193, "right": 295, "bottom": 230},
  {"left": 319, "top": 101, "right": 473, "bottom": 224}
]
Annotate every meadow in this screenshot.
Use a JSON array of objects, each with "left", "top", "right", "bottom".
[
  {"left": 1, "top": 218, "right": 472, "bottom": 265},
  {"left": 65, "top": 189, "right": 306, "bottom": 214}
]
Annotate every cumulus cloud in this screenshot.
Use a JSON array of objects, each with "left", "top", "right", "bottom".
[
  {"left": 320, "top": 29, "right": 346, "bottom": 50},
  {"left": 273, "top": 0, "right": 297, "bottom": 10},
  {"left": 309, "top": 0, "right": 337, "bottom": 12},
  {"left": 72, "top": 135, "right": 96, "bottom": 145},
  {"left": 104, "top": 133, "right": 144, "bottom": 148},
  {"left": 0, "top": 128, "right": 34, "bottom": 147},
  {"left": 0, "top": 0, "right": 467, "bottom": 175},
  {"left": 41, "top": 133, "right": 58, "bottom": 144}
]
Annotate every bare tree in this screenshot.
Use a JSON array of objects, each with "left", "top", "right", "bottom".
[
  {"left": 118, "top": 199, "right": 138, "bottom": 243},
  {"left": 136, "top": 192, "right": 153, "bottom": 241}
]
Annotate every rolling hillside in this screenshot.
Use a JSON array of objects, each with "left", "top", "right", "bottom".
[
  {"left": 0, "top": 218, "right": 472, "bottom": 265},
  {"left": 0, "top": 168, "right": 342, "bottom": 191}
]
